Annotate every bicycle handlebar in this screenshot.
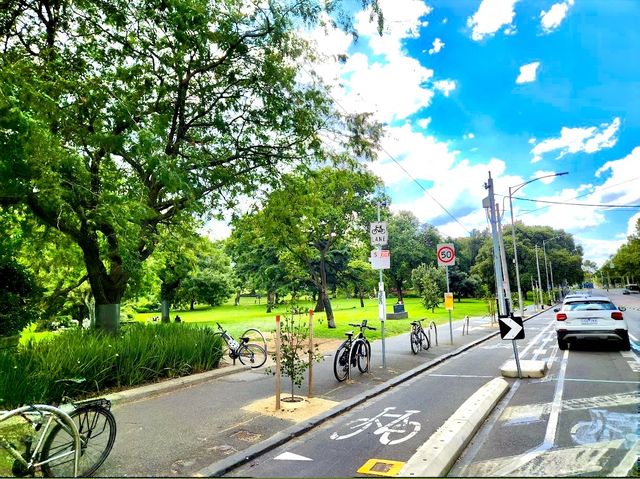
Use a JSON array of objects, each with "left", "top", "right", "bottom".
[{"left": 348, "top": 323, "right": 376, "bottom": 331}]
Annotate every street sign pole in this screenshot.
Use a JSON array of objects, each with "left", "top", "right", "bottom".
[
  {"left": 446, "top": 265, "right": 453, "bottom": 344},
  {"left": 437, "top": 243, "right": 456, "bottom": 345},
  {"left": 377, "top": 203, "right": 386, "bottom": 369}
]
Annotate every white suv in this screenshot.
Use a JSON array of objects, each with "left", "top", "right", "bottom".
[{"left": 555, "top": 296, "right": 630, "bottom": 350}]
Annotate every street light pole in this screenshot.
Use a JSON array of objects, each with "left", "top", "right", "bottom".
[
  {"left": 535, "top": 245, "right": 544, "bottom": 307},
  {"left": 508, "top": 172, "right": 567, "bottom": 317}
]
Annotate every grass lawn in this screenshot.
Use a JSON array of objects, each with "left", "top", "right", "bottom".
[{"left": 134, "top": 296, "right": 495, "bottom": 341}]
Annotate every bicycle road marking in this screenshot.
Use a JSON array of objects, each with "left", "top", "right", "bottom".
[{"left": 329, "top": 407, "right": 422, "bottom": 446}]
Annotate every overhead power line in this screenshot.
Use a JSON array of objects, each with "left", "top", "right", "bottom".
[
  {"left": 300, "top": 62, "right": 472, "bottom": 235},
  {"left": 506, "top": 176, "right": 640, "bottom": 218},
  {"left": 504, "top": 196, "right": 640, "bottom": 208}
]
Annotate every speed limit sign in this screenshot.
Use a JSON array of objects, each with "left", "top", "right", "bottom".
[{"left": 437, "top": 243, "right": 456, "bottom": 267}]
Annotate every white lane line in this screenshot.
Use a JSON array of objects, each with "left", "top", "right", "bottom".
[
  {"left": 564, "top": 378, "right": 640, "bottom": 385},
  {"left": 609, "top": 441, "right": 640, "bottom": 477},
  {"left": 493, "top": 348, "right": 569, "bottom": 476},
  {"left": 428, "top": 374, "right": 494, "bottom": 379}
]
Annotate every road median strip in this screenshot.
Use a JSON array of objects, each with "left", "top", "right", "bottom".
[{"left": 400, "top": 377, "right": 510, "bottom": 477}]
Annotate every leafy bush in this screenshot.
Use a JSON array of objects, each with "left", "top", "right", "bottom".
[
  {"left": 0, "top": 256, "right": 41, "bottom": 336},
  {"left": 0, "top": 323, "right": 223, "bottom": 408}
]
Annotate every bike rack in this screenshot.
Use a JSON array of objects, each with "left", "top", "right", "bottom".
[
  {"left": 428, "top": 321, "right": 438, "bottom": 346},
  {"left": 462, "top": 315, "right": 470, "bottom": 336}
]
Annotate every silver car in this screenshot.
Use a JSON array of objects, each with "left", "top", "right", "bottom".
[{"left": 555, "top": 296, "right": 630, "bottom": 350}]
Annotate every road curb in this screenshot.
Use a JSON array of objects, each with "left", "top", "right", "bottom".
[
  {"left": 194, "top": 309, "right": 552, "bottom": 477},
  {"left": 400, "top": 377, "right": 510, "bottom": 477}
]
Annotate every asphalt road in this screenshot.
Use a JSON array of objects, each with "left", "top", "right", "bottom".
[{"left": 227, "top": 295, "right": 639, "bottom": 477}]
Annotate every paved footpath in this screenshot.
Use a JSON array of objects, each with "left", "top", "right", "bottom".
[{"left": 96, "top": 311, "right": 539, "bottom": 477}]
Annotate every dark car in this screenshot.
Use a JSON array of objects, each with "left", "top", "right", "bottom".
[{"left": 622, "top": 284, "right": 639, "bottom": 295}]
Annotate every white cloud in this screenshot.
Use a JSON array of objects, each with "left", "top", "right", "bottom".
[
  {"left": 464, "top": 133, "right": 475, "bottom": 140},
  {"left": 434, "top": 79, "right": 456, "bottom": 97},
  {"left": 576, "top": 238, "right": 626, "bottom": 268},
  {"left": 417, "top": 117, "right": 432, "bottom": 129},
  {"left": 627, "top": 212, "right": 640, "bottom": 237},
  {"left": 528, "top": 137, "right": 536, "bottom": 144},
  {"left": 540, "top": 0, "right": 575, "bottom": 33},
  {"left": 533, "top": 170, "right": 560, "bottom": 184},
  {"left": 516, "top": 61, "right": 540, "bottom": 84},
  {"left": 530, "top": 117, "right": 621, "bottom": 163},
  {"left": 467, "top": 0, "right": 519, "bottom": 41},
  {"left": 428, "top": 38, "right": 445, "bottom": 54},
  {"left": 302, "top": 0, "right": 437, "bottom": 125}
]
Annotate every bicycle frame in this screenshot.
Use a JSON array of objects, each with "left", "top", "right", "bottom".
[{"left": 0, "top": 405, "right": 81, "bottom": 477}]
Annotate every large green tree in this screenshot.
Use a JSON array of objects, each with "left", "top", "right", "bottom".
[
  {"left": 387, "top": 211, "right": 441, "bottom": 302},
  {"left": 239, "top": 166, "right": 381, "bottom": 328},
  {"left": 0, "top": 0, "right": 382, "bottom": 331}
]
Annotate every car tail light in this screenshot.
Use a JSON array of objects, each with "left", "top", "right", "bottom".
[
  {"left": 611, "top": 311, "right": 624, "bottom": 320},
  {"left": 556, "top": 313, "right": 567, "bottom": 321}
]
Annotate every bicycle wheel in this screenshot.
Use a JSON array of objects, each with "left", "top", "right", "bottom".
[
  {"left": 333, "top": 341, "right": 350, "bottom": 382},
  {"left": 41, "top": 404, "right": 116, "bottom": 477},
  {"left": 420, "top": 330, "right": 430, "bottom": 351},
  {"left": 241, "top": 328, "right": 268, "bottom": 353},
  {"left": 238, "top": 343, "right": 267, "bottom": 368},
  {"left": 356, "top": 340, "right": 370, "bottom": 373},
  {"left": 410, "top": 330, "right": 420, "bottom": 354}
]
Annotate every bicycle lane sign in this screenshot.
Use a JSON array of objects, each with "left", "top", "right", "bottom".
[{"left": 329, "top": 407, "right": 421, "bottom": 446}]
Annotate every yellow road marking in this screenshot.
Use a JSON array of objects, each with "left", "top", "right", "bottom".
[{"left": 357, "top": 458, "right": 405, "bottom": 477}]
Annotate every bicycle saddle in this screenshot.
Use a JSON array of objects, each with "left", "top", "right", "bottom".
[{"left": 344, "top": 331, "right": 354, "bottom": 338}]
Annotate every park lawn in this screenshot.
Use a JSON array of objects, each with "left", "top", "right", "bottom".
[{"left": 135, "top": 296, "right": 493, "bottom": 341}]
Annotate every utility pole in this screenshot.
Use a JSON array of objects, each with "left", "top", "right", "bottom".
[
  {"left": 531, "top": 277, "right": 538, "bottom": 311},
  {"left": 484, "top": 174, "right": 506, "bottom": 316},
  {"left": 485, "top": 173, "right": 521, "bottom": 378},
  {"left": 535, "top": 245, "right": 544, "bottom": 307}
]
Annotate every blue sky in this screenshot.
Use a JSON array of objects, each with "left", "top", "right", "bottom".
[{"left": 296, "top": 0, "right": 640, "bottom": 265}]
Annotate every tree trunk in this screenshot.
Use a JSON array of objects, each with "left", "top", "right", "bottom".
[
  {"left": 234, "top": 291, "right": 241, "bottom": 306},
  {"left": 359, "top": 290, "right": 365, "bottom": 308},
  {"left": 190, "top": 299, "right": 195, "bottom": 310},
  {"left": 395, "top": 278, "right": 404, "bottom": 303},
  {"left": 76, "top": 225, "right": 129, "bottom": 332},
  {"left": 161, "top": 299, "right": 170, "bottom": 323},
  {"left": 266, "top": 291, "right": 275, "bottom": 313},
  {"left": 314, "top": 295, "right": 324, "bottom": 312},
  {"left": 319, "top": 258, "right": 335, "bottom": 328}
]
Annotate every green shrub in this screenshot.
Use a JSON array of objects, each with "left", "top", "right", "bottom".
[{"left": 0, "top": 323, "right": 223, "bottom": 408}]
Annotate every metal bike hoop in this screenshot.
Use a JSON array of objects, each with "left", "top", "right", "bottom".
[
  {"left": 428, "top": 321, "right": 438, "bottom": 346},
  {"left": 462, "top": 315, "right": 470, "bottom": 336}
]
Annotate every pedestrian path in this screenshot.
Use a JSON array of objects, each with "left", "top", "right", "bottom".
[{"left": 97, "top": 314, "right": 513, "bottom": 477}]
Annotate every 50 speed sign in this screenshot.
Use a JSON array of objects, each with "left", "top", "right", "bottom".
[{"left": 437, "top": 243, "right": 456, "bottom": 267}]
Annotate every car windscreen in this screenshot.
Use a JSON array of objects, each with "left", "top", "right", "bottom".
[
  {"left": 563, "top": 301, "right": 617, "bottom": 311},
  {"left": 627, "top": 284, "right": 639, "bottom": 292}
]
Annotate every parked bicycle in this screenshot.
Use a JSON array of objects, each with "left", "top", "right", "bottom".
[
  {"left": 333, "top": 320, "right": 376, "bottom": 382},
  {"left": 0, "top": 398, "right": 116, "bottom": 477},
  {"left": 215, "top": 322, "right": 267, "bottom": 368},
  {"left": 410, "top": 318, "right": 430, "bottom": 354}
]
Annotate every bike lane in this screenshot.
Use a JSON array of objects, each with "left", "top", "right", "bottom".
[
  {"left": 224, "top": 316, "right": 552, "bottom": 477},
  {"left": 451, "top": 309, "right": 640, "bottom": 477}
]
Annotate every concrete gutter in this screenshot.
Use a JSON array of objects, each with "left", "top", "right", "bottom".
[
  {"left": 400, "top": 377, "right": 510, "bottom": 477},
  {"left": 195, "top": 308, "right": 551, "bottom": 477}
]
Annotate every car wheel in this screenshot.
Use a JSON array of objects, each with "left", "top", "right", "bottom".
[
  {"left": 558, "top": 337, "right": 568, "bottom": 350},
  {"left": 619, "top": 331, "right": 631, "bottom": 351}
]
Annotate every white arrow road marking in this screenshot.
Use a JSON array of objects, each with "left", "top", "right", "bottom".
[
  {"left": 274, "top": 452, "right": 313, "bottom": 461},
  {"left": 500, "top": 316, "right": 523, "bottom": 339}
]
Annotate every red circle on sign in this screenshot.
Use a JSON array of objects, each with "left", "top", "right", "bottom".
[{"left": 437, "top": 245, "right": 455, "bottom": 264}]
